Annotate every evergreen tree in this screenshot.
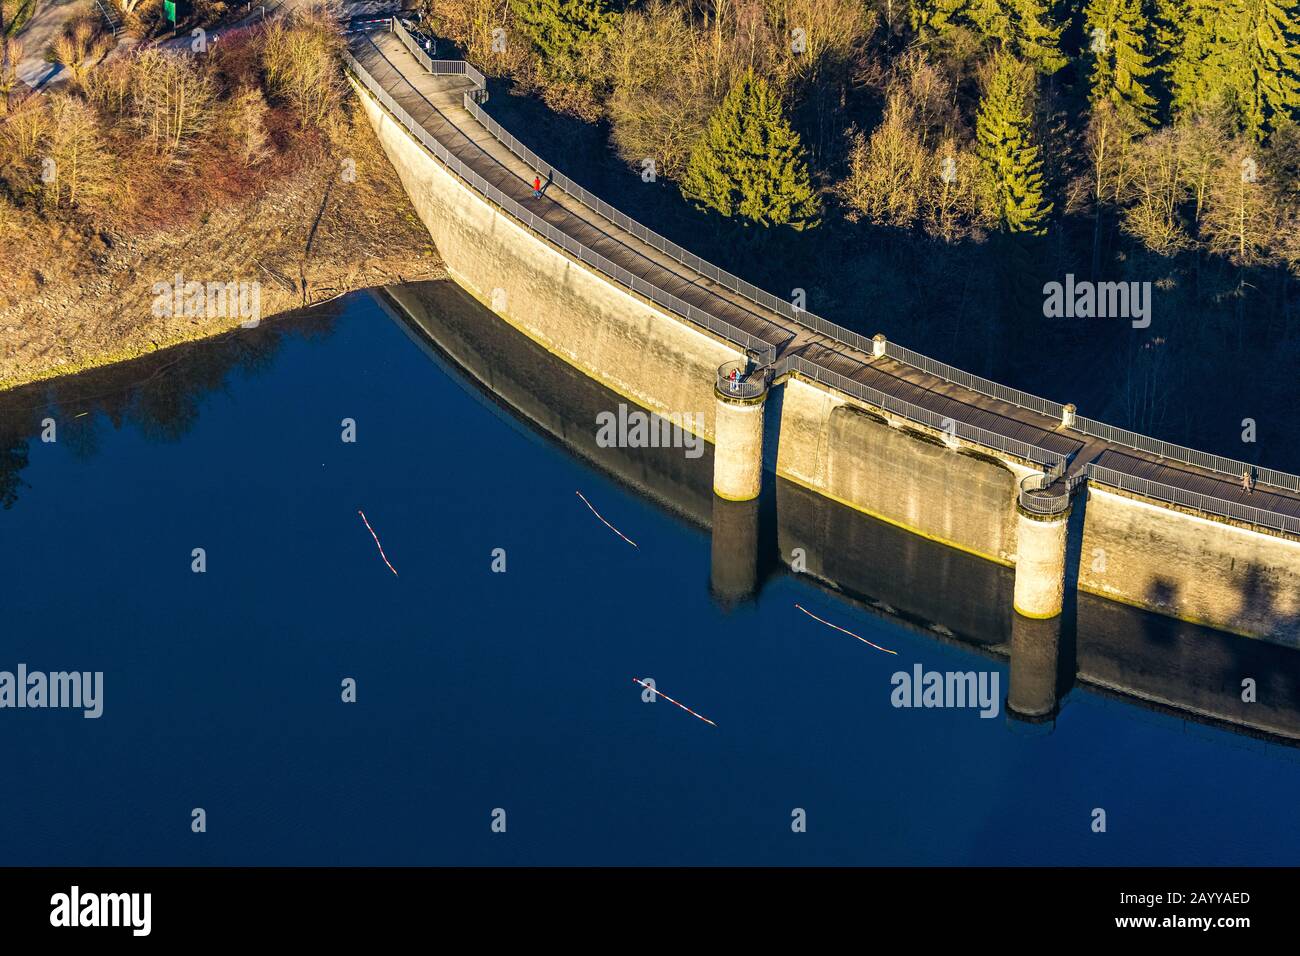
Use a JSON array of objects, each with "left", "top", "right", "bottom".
[
  {"left": 910, "top": 0, "right": 1065, "bottom": 74},
  {"left": 1151, "top": 0, "right": 1187, "bottom": 88},
  {"left": 908, "top": 0, "right": 970, "bottom": 35},
  {"left": 1002, "top": 0, "right": 1067, "bottom": 74},
  {"left": 976, "top": 53, "right": 1053, "bottom": 234},
  {"left": 1231, "top": 0, "right": 1300, "bottom": 139},
  {"left": 508, "top": 0, "right": 619, "bottom": 77},
  {"left": 1084, "top": 0, "right": 1158, "bottom": 127},
  {"left": 680, "top": 69, "right": 822, "bottom": 230},
  {"left": 1163, "top": 0, "right": 1226, "bottom": 115},
  {"left": 1162, "top": 0, "right": 1300, "bottom": 138}
]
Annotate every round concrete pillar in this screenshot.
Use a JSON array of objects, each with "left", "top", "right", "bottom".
[
  {"left": 713, "top": 361, "right": 767, "bottom": 502},
  {"left": 1013, "top": 496, "right": 1071, "bottom": 619}
]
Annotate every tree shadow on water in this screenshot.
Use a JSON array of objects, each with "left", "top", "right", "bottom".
[{"left": 0, "top": 304, "right": 345, "bottom": 509}]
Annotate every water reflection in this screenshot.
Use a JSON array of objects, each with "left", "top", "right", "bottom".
[
  {"left": 1007, "top": 614, "right": 1065, "bottom": 723},
  {"left": 6, "top": 280, "right": 1299, "bottom": 748},
  {"left": 710, "top": 495, "right": 760, "bottom": 609},
  {"left": 0, "top": 305, "right": 345, "bottom": 509},
  {"left": 389, "top": 278, "right": 1300, "bottom": 749}
]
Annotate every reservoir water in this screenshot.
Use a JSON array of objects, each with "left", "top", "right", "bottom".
[{"left": 1, "top": 282, "right": 1298, "bottom": 866}]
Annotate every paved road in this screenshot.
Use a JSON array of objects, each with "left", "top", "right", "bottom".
[
  {"left": 17, "top": 0, "right": 391, "bottom": 85},
  {"left": 11, "top": 0, "right": 91, "bottom": 89},
  {"left": 349, "top": 25, "right": 1300, "bottom": 532}
]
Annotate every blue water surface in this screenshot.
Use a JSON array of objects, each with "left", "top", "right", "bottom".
[{"left": 1, "top": 289, "right": 1297, "bottom": 866}]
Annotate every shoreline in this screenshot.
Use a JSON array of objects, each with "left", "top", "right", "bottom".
[
  {"left": 0, "top": 274, "right": 445, "bottom": 395},
  {"left": 1, "top": 91, "right": 446, "bottom": 394}
]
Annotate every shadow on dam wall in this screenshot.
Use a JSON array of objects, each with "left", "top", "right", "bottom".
[{"left": 382, "top": 279, "right": 1300, "bottom": 746}]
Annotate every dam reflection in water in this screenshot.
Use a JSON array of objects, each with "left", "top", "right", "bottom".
[
  {"left": 7, "top": 281, "right": 1300, "bottom": 864},
  {"left": 386, "top": 279, "right": 1300, "bottom": 748}
]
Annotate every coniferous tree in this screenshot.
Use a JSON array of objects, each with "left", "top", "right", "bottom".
[
  {"left": 1162, "top": 0, "right": 1300, "bottom": 138},
  {"left": 1008, "top": 0, "right": 1067, "bottom": 73},
  {"left": 909, "top": 0, "right": 1065, "bottom": 73},
  {"left": 1084, "top": 0, "right": 1158, "bottom": 127},
  {"left": 1230, "top": 0, "right": 1300, "bottom": 139},
  {"left": 1163, "top": 0, "right": 1226, "bottom": 115},
  {"left": 680, "top": 69, "right": 822, "bottom": 230},
  {"left": 976, "top": 53, "right": 1052, "bottom": 234},
  {"left": 1150, "top": 0, "right": 1188, "bottom": 98},
  {"left": 508, "top": 0, "right": 619, "bottom": 78},
  {"left": 908, "top": 0, "right": 970, "bottom": 35}
]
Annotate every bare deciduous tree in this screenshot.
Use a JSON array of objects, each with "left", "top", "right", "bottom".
[
  {"left": 262, "top": 8, "right": 344, "bottom": 128},
  {"left": 838, "top": 50, "right": 989, "bottom": 240},
  {"left": 1201, "top": 143, "right": 1279, "bottom": 268},
  {"left": 0, "top": 37, "right": 22, "bottom": 114},
  {"left": 0, "top": 91, "right": 49, "bottom": 168},
  {"left": 44, "top": 93, "right": 113, "bottom": 207},
  {"left": 1119, "top": 128, "right": 1187, "bottom": 256},
  {"left": 607, "top": 1, "right": 719, "bottom": 177},
  {"left": 922, "top": 139, "right": 990, "bottom": 241},
  {"left": 53, "top": 20, "right": 113, "bottom": 91},
  {"left": 127, "top": 49, "right": 216, "bottom": 156},
  {"left": 839, "top": 96, "right": 927, "bottom": 229},
  {"left": 227, "top": 85, "right": 271, "bottom": 166}
]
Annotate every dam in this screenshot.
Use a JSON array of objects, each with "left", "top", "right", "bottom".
[
  {"left": 385, "top": 278, "right": 1300, "bottom": 744},
  {"left": 345, "top": 18, "right": 1300, "bottom": 643}
]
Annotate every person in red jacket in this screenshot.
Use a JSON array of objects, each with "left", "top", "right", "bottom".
[{"left": 533, "top": 176, "right": 542, "bottom": 199}]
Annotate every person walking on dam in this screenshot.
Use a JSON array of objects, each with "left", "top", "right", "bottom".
[{"left": 533, "top": 176, "right": 542, "bottom": 199}]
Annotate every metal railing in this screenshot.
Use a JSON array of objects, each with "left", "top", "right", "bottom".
[
  {"left": 1019, "top": 473, "right": 1070, "bottom": 515},
  {"left": 452, "top": 67, "right": 876, "bottom": 354},
  {"left": 451, "top": 53, "right": 1300, "bottom": 494},
  {"left": 883, "top": 341, "right": 1067, "bottom": 420},
  {"left": 94, "top": 0, "right": 123, "bottom": 37},
  {"left": 356, "top": 21, "right": 1300, "bottom": 517},
  {"left": 392, "top": 17, "right": 487, "bottom": 99},
  {"left": 392, "top": 17, "right": 434, "bottom": 70},
  {"left": 1073, "top": 415, "right": 1300, "bottom": 492},
  {"left": 344, "top": 48, "right": 778, "bottom": 366},
  {"left": 776, "top": 354, "right": 1066, "bottom": 470},
  {"left": 716, "top": 361, "right": 766, "bottom": 400},
  {"left": 1086, "top": 464, "right": 1300, "bottom": 536},
  {"left": 449, "top": 45, "right": 1082, "bottom": 420}
]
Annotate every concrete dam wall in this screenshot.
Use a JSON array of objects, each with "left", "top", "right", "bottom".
[
  {"left": 352, "top": 83, "right": 739, "bottom": 448},
  {"left": 378, "top": 277, "right": 1300, "bottom": 744},
  {"left": 352, "top": 73, "right": 1300, "bottom": 644},
  {"left": 1079, "top": 486, "right": 1300, "bottom": 638}
]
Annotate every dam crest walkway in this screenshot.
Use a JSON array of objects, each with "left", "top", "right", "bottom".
[{"left": 344, "top": 20, "right": 1300, "bottom": 537}]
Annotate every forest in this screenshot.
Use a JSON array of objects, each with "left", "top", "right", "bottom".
[
  {"left": 426, "top": 0, "right": 1300, "bottom": 466},
  {"left": 1, "top": 0, "right": 1298, "bottom": 466}
]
